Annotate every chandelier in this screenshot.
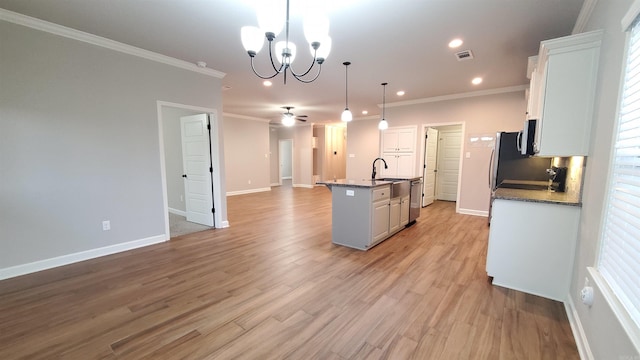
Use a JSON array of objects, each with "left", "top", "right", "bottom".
[{"left": 240, "top": 0, "right": 332, "bottom": 84}]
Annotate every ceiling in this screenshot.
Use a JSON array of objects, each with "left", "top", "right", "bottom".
[{"left": 0, "top": 0, "right": 585, "bottom": 125}]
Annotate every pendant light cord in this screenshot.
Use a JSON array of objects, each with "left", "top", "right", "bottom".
[{"left": 382, "top": 82, "right": 387, "bottom": 119}]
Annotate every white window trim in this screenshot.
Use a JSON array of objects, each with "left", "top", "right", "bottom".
[{"left": 593, "top": 2, "right": 640, "bottom": 352}]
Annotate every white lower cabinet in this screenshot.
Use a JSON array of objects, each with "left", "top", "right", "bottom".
[
  {"left": 486, "top": 199, "right": 580, "bottom": 301},
  {"left": 372, "top": 198, "right": 390, "bottom": 244},
  {"left": 329, "top": 184, "right": 412, "bottom": 250},
  {"left": 400, "top": 196, "right": 410, "bottom": 227},
  {"left": 388, "top": 198, "right": 401, "bottom": 234}
]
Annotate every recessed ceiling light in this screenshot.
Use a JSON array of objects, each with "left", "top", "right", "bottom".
[
  {"left": 449, "top": 38, "right": 463, "bottom": 48},
  {"left": 263, "top": 80, "right": 272, "bottom": 87},
  {"left": 472, "top": 77, "right": 483, "bottom": 85},
  {"left": 362, "top": 110, "right": 368, "bottom": 115},
  {"left": 397, "top": 90, "right": 405, "bottom": 96}
]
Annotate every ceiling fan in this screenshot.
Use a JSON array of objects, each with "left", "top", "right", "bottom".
[{"left": 280, "top": 106, "right": 308, "bottom": 126}]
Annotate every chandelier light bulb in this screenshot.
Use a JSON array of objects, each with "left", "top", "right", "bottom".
[
  {"left": 275, "top": 41, "right": 296, "bottom": 65},
  {"left": 303, "top": 14, "right": 330, "bottom": 44},
  {"left": 256, "top": 2, "right": 285, "bottom": 36},
  {"left": 241, "top": 26, "right": 265, "bottom": 54},
  {"left": 378, "top": 119, "right": 389, "bottom": 130}
]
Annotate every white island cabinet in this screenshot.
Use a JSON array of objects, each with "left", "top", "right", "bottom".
[
  {"left": 528, "top": 30, "right": 602, "bottom": 157},
  {"left": 330, "top": 183, "right": 391, "bottom": 250},
  {"left": 486, "top": 198, "right": 580, "bottom": 301}
]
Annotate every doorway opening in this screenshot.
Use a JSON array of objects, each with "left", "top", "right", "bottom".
[
  {"left": 279, "top": 139, "right": 293, "bottom": 186},
  {"left": 157, "top": 101, "right": 226, "bottom": 239},
  {"left": 421, "top": 123, "right": 464, "bottom": 211}
]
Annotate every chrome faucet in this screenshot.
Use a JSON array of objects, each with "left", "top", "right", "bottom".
[{"left": 371, "top": 157, "right": 388, "bottom": 179}]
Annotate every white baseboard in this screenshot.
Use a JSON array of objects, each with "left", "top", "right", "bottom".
[
  {"left": 0, "top": 234, "right": 168, "bottom": 281},
  {"left": 218, "top": 220, "right": 230, "bottom": 228},
  {"left": 565, "top": 295, "right": 594, "bottom": 360},
  {"left": 168, "top": 207, "right": 186, "bottom": 217},
  {"left": 270, "top": 182, "right": 281, "bottom": 187},
  {"left": 226, "top": 187, "right": 271, "bottom": 197},
  {"left": 458, "top": 208, "right": 488, "bottom": 217}
]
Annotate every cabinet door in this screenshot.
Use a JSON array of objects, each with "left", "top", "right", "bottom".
[
  {"left": 372, "top": 199, "right": 390, "bottom": 244},
  {"left": 396, "top": 153, "right": 415, "bottom": 177},
  {"left": 396, "top": 128, "right": 416, "bottom": 152},
  {"left": 380, "top": 154, "right": 399, "bottom": 177},
  {"left": 389, "top": 198, "right": 401, "bottom": 234},
  {"left": 534, "top": 31, "right": 601, "bottom": 157},
  {"left": 381, "top": 130, "right": 400, "bottom": 152},
  {"left": 400, "top": 196, "right": 410, "bottom": 226},
  {"left": 486, "top": 199, "right": 580, "bottom": 301}
]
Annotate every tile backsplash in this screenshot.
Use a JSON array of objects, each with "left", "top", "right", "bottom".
[{"left": 552, "top": 156, "right": 585, "bottom": 201}]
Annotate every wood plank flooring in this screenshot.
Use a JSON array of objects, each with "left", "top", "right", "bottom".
[{"left": 0, "top": 185, "right": 579, "bottom": 359}]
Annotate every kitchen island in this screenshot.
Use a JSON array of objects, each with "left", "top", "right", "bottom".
[{"left": 318, "top": 179, "right": 411, "bottom": 250}]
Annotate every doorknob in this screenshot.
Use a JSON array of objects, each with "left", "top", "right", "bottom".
[{"left": 182, "top": 174, "right": 187, "bottom": 178}]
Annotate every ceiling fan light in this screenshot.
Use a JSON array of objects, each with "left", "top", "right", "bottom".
[
  {"left": 241, "top": 26, "right": 265, "bottom": 54},
  {"left": 341, "top": 108, "right": 353, "bottom": 122},
  {"left": 282, "top": 114, "right": 295, "bottom": 126},
  {"left": 378, "top": 119, "right": 389, "bottom": 130}
]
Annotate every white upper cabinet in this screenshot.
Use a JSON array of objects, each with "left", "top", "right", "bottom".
[
  {"left": 381, "top": 127, "right": 416, "bottom": 153},
  {"left": 380, "top": 126, "right": 417, "bottom": 177},
  {"left": 528, "top": 30, "right": 602, "bottom": 157}
]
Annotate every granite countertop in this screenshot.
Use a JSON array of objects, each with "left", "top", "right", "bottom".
[
  {"left": 317, "top": 179, "right": 393, "bottom": 189},
  {"left": 493, "top": 187, "right": 581, "bottom": 206}
]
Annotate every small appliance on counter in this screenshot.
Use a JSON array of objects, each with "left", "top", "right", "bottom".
[{"left": 547, "top": 166, "right": 568, "bottom": 192}]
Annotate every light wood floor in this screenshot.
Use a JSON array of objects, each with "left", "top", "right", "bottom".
[{"left": 0, "top": 186, "right": 579, "bottom": 359}]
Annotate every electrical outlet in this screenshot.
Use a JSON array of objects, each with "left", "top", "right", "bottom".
[
  {"left": 180, "top": 195, "right": 184, "bottom": 202},
  {"left": 102, "top": 220, "right": 111, "bottom": 231}
]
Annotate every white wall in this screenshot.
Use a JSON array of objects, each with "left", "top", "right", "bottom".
[
  {"left": 0, "top": 18, "right": 224, "bottom": 277},
  {"left": 347, "top": 90, "right": 526, "bottom": 214},
  {"left": 223, "top": 115, "right": 271, "bottom": 194},
  {"left": 569, "top": 0, "right": 640, "bottom": 357}
]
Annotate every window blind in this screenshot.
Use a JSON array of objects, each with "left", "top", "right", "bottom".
[{"left": 599, "top": 18, "right": 640, "bottom": 329}]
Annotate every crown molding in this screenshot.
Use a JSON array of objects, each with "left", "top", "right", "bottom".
[
  {"left": 223, "top": 112, "right": 271, "bottom": 123},
  {"left": 383, "top": 85, "right": 527, "bottom": 108},
  {"left": 0, "top": 8, "right": 225, "bottom": 79},
  {"left": 573, "top": 0, "right": 598, "bottom": 34}
]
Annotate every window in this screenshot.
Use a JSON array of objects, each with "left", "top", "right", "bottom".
[{"left": 598, "top": 17, "right": 640, "bottom": 330}]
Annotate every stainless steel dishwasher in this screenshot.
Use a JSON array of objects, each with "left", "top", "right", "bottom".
[{"left": 408, "top": 179, "right": 422, "bottom": 224}]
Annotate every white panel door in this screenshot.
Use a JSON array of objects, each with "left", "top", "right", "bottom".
[
  {"left": 436, "top": 129, "right": 461, "bottom": 202},
  {"left": 181, "top": 114, "right": 214, "bottom": 226},
  {"left": 422, "top": 127, "right": 438, "bottom": 206}
]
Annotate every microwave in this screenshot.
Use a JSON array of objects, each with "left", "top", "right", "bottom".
[{"left": 518, "top": 119, "right": 537, "bottom": 156}]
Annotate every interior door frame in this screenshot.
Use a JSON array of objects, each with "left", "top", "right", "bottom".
[
  {"left": 157, "top": 101, "right": 227, "bottom": 240},
  {"left": 419, "top": 122, "right": 465, "bottom": 214}
]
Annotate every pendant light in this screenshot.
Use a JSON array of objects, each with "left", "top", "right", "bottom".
[
  {"left": 378, "top": 82, "right": 389, "bottom": 130},
  {"left": 341, "top": 61, "right": 353, "bottom": 122}
]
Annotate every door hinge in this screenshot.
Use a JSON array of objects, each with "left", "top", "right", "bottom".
[
  {"left": 212, "top": 207, "right": 215, "bottom": 213},
  {"left": 210, "top": 167, "right": 213, "bottom": 173},
  {"left": 207, "top": 123, "right": 211, "bottom": 130}
]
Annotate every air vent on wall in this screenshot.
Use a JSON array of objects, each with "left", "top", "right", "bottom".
[{"left": 455, "top": 50, "right": 474, "bottom": 61}]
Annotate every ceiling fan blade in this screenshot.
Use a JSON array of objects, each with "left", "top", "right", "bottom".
[{"left": 296, "top": 118, "right": 307, "bottom": 122}]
